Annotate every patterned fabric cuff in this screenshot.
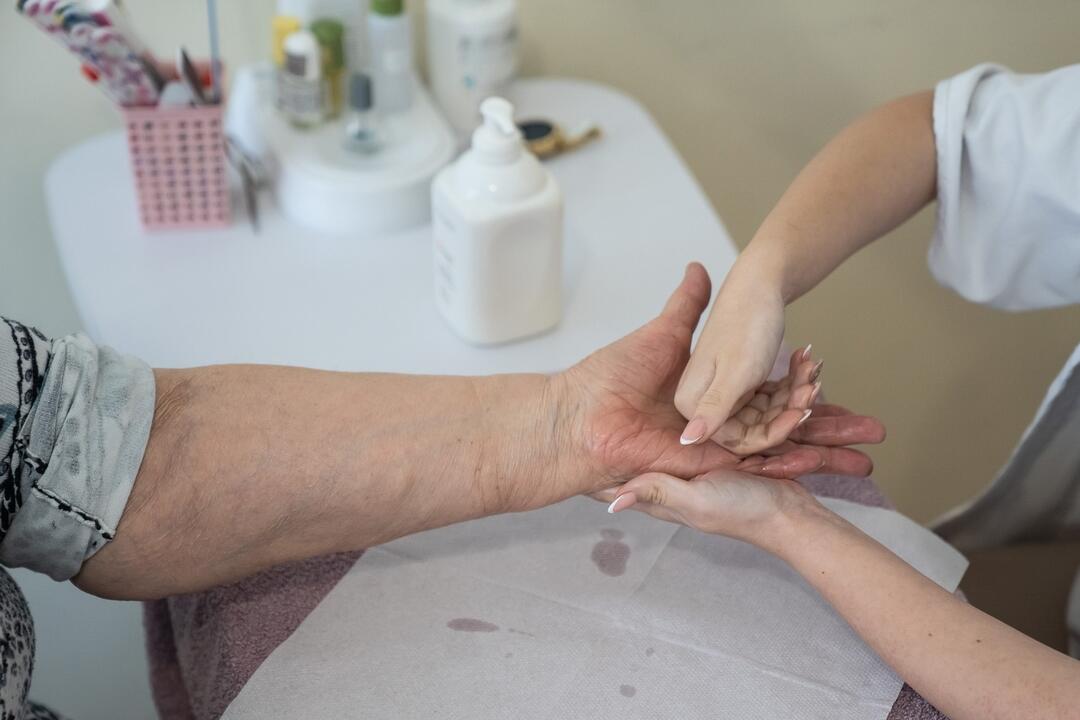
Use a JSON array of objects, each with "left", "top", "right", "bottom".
[
  {"left": 0, "top": 333, "right": 155, "bottom": 581},
  {"left": 0, "top": 318, "right": 52, "bottom": 549}
]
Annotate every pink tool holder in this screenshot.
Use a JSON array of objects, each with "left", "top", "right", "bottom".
[{"left": 123, "top": 103, "right": 232, "bottom": 231}]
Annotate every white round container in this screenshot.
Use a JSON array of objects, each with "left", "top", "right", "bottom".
[{"left": 267, "top": 82, "right": 456, "bottom": 236}]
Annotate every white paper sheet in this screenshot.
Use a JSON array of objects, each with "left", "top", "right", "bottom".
[{"left": 223, "top": 497, "right": 967, "bottom": 719}]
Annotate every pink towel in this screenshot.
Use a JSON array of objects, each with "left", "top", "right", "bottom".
[{"left": 144, "top": 551, "right": 362, "bottom": 719}]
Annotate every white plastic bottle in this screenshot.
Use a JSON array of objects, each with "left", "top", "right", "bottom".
[
  {"left": 432, "top": 97, "right": 562, "bottom": 345},
  {"left": 426, "top": 0, "right": 518, "bottom": 138},
  {"left": 367, "top": 0, "right": 413, "bottom": 115}
]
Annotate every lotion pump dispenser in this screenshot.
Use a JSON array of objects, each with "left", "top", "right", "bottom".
[{"left": 432, "top": 97, "right": 563, "bottom": 344}]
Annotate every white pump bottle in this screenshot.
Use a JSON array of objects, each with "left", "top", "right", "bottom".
[{"left": 432, "top": 97, "right": 563, "bottom": 344}]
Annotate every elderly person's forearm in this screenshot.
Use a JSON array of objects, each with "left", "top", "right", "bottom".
[{"left": 74, "top": 365, "right": 576, "bottom": 598}]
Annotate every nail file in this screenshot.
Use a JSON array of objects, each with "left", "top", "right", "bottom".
[{"left": 17, "top": 0, "right": 160, "bottom": 106}]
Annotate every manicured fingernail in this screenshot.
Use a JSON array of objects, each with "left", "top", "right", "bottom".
[
  {"left": 809, "top": 381, "right": 822, "bottom": 406},
  {"left": 801, "top": 344, "right": 813, "bottom": 361},
  {"left": 810, "top": 360, "right": 824, "bottom": 383},
  {"left": 797, "top": 409, "right": 813, "bottom": 427},
  {"left": 680, "top": 418, "right": 707, "bottom": 445},
  {"left": 608, "top": 493, "right": 636, "bottom": 514}
]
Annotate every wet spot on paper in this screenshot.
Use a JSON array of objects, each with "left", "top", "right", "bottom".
[
  {"left": 620, "top": 684, "right": 636, "bottom": 698},
  {"left": 508, "top": 628, "right": 536, "bottom": 638},
  {"left": 447, "top": 618, "right": 499, "bottom": 633},
  {"left": 592, "top": 529, "right": 630, "bottom": 577}
]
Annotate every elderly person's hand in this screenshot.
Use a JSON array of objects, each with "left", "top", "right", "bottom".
[{"left": 551, "top": 262, "right": 882, "bottom": 514}]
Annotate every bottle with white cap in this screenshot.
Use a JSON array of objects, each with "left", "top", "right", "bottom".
[
  {"left": 432, "top": 96, "right": 563, "bottom": 344},
  {"left": 426, "top": 0, "right": 519, "bottom": 139},
  {"left": 279, "top": 29, "right": 325, "bottom": 127}
]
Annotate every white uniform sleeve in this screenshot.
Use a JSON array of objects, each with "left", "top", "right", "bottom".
[{"left": 931, "top": 63, "right": 1080, "bottom": 311}]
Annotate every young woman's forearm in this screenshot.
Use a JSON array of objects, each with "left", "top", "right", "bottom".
[
  {"left": 673, "top": 92, "right": 938, "bottom": 436},
  {"left": 776, "top": 502, "right": 1080, "bottom": 720},
  {"left": 727, "top": 91, "right": 937, "bottom": 303},
  {"left": 75, "top": 365, "right": 574, "bottom": 599}
]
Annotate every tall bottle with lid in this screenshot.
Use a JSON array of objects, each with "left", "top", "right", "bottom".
[
  {"left": 426, "top": 0, "right": 519, "bottom": 138},
  {"left": 432, "top": 97, "right": 563, "bottom": 344},
  {"left": 368, "top": 0, "right": 413, "bottom": 115}
]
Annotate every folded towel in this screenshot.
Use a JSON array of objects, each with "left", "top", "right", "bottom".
[{"left": 144, "top": 551, "right": 362, "bottom": 720}]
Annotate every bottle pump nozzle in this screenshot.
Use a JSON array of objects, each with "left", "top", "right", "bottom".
[
  {"left": 472, "top": 97, "right": 523, "bottom": 163},
  {"left": 480, "top": 97, "right": 516, "bottom": 135}
]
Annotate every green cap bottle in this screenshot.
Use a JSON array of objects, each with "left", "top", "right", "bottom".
[
  {"left": 310, "top": 19, "right": 345, "bottom": 72},
  {"left": 371, "top": 0, "right": 403, "bottom": 16}
]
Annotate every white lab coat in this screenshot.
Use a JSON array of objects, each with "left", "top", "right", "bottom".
[{"left": 925, "top": 63, "right": 1080, "bottom": 656}]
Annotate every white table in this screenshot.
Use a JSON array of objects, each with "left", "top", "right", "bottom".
[{"left": 47, "top": 78, "right": 738, "bottom": 372}]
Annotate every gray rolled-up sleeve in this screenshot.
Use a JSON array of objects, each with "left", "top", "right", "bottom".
[{"left": 0, "top": 318, "right": 155, "bottom": 580}]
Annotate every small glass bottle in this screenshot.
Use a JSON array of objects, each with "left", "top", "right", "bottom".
[
  {"left": 279, "top": 30, "right": 325, "bottom": 128},
  {"left": 344, "top": 72, "right": 381, "bottom": 153}
]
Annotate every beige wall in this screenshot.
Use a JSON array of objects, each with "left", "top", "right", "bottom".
[{"left": 513, "top": 0, "right": 1080, "bottom": 523}]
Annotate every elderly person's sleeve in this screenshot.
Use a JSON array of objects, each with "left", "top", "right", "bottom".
[
  {"left": 0, "top": 318, "right": 154, "bottom": 580},
  {"left": 930, "top": 62, "right": 1080, "bottom": 311}
]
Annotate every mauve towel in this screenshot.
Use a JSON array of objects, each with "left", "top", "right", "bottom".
[
  {"left": 144, "top": 551, "right": 363, "bottom": 720},
  {"left": 141, "top": 475, "right": 948, "bottom": 720}
]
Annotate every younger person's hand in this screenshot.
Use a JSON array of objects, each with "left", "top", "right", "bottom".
[
  {"left": 703, "top": 345, "right": 824, "bottom": 455},
  {"left": 557, "top": 263, "right": 884, "bottom": 507},
  {"left": 598, "top": 467, "right": 822, "bottom": 554},
  {"left": 675, "top": 279, "right": 793, "bottom": 453}
]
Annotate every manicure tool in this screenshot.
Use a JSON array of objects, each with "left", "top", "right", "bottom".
[{"left": 177, "top": 47, "right": 209, "bottom": 105}]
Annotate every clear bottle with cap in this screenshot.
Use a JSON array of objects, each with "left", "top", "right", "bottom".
[
  {"left": 344, "top": 72, "right": 380, "bottom": 153},
  {"left": 432, "top": 96, "right": 563, "bottom": 344},
  {"left": 279, "top": 29, "right": 326, "bottom": 127}
]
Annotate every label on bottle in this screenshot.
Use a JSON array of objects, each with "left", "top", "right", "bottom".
[
  {"left": 432, "top": 184, "right": 562, "bottom": 344},
  {"left": 458, "top": 24, "right": 518, "bottom": 94},
  {"left": 433, "top": 203, "right": 458, "bottom": 310},
  {"left": 276, "top": 71, "right": 325, "bottom": 123}
]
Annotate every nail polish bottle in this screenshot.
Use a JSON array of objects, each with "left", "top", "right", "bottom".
[{"left": 344, "top": 72, "right": 381, "bottom": 153}]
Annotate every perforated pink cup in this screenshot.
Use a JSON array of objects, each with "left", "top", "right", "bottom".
[{"left": 123, "top": 104, "right": 232, "bottom": 231}]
